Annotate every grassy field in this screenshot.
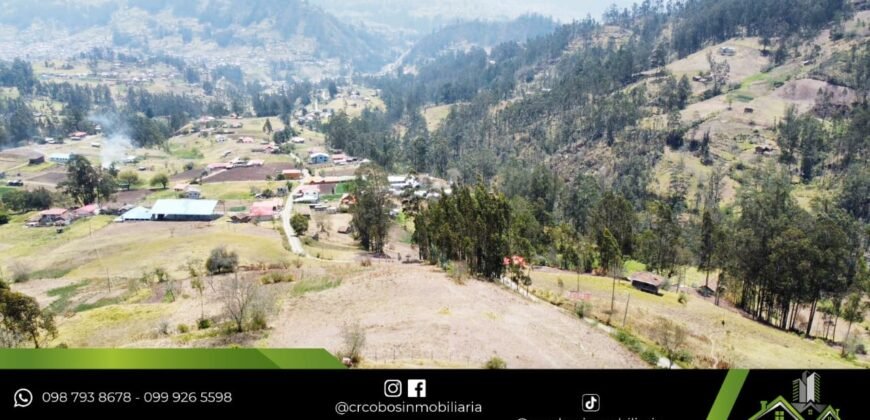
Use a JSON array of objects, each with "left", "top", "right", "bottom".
[
  {"left": 423, "top": 104, "right": 453, "bottom": 131},
  {"left": 528, "top": 269, "right": 867, "bottom": 369},
  {"left": 324, "top": 87, "right": 385, "bottom": 118}
]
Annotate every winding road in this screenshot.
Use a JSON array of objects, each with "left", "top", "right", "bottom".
[{"left": 281, "top": 156, "right": 308, "bottom": 256}]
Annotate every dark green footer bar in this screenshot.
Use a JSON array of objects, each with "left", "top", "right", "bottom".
[{"left": 0, "top": 349, "right": 345, "bottom": 369}]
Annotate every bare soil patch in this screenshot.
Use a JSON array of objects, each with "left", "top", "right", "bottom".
[
  {"left": 268, "top": 263, "right": 645, "bottom": 368},
  {"left": 202, "top": 163, "right": 296, "bottom": 183}
]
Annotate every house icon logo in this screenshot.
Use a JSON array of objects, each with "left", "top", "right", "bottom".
[{"left": 749, "top": 371, "right": 842, "bottom": 419}]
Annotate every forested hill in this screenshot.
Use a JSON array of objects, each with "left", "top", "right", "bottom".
[
  {"left": 323, "top": 0, "right": 870, "bottom": 342},
  {"left": 329, "top": 0, "right": 868, "bottom": 286},
  {"left": 350, "top": 0, "right": 864, "bottom": 192},
  {"left": 399, "top": 15, "right": 559, "bottom": 67},
  {"left": 0, "top": 0, "right": 395, "bottom": 72}
]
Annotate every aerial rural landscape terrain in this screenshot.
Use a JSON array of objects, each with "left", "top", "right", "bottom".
[{"left": 0, "top": 0, "right": 868, "bottom": 370}]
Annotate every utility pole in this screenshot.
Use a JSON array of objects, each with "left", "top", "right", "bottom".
[{"left": 622, "top": 291, "right": 631, "bottom": 328}]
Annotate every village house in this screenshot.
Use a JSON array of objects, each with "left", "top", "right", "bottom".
[
  {"left": 28, "top": 208, "right": 71, "bottom": 227},
  {"left": 331, "top": 153, "right": 348, "bottom": 165},
  {"left": 184, "top": 185, "right": 202, "bottom": 199},
  {"left": 72, "top": 204, "right": 100, "bottom": 219},
  {"left": 249, "top": 199, "right": 282, "bottom": 222},
  {"left": 629, "top": 271, "right": 665, "bottom": 295},
  {"left": 282, "top": 169, "right": 303, "bottom": 180},
  {"left": 49, "top": 153, "right": 75, "bottom": 164},
  {"left": 68, "top": 131, "right": 88, "bottom": 141},
  {"left": 294, "top": 185, "right": 320, "bottom": 203},
  {"left": 309, "top": 152, "right": 330, "bottom": 164}
]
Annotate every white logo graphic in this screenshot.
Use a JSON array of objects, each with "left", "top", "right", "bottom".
[
  {"left": 582, "top": 394, "right": 600, "bottom": 412},
  {"left": 13, "top": 389, "right": 33, "bottom": 408},
  {"left": 384, "top": 379, "right": 403, "bottom": 398},
  {"left": 407, "top": 379, "right": 426, "bottom": 398}
]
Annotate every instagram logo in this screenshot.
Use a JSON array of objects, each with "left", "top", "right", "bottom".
[{"left": 384, "top": 380, "right": 402, "bottom": 398}]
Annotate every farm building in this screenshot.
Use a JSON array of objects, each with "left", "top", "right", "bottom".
[
  {"left": 150, "top": 199, "right": 220, "bottom": 221},
  {"left": 69, "top": 131, "right": 88, "bottom": 140},
  {"left": 120, "top": 206, "right": 152, "bottom": 222},
  {"left": 73, "top": 204, "right": 100, "bottom": 218},
  {"left": 49, "top": 153, "right": 75, "bottom": 164},
  {"left": 308, "top": 175, "right": 355, "bottom": 184},
  {"left": 309, "top": 152, "right": 330, "bottom": 164},
  {"left": 249, "top": 199, "right": 282, "bottom": 221},
  {"left": 629, "top": 272, "right": 665, "bottom": 295},
  {"left": 719, "top": 46, "right": 736, "bottom": 56},
  {"left": 332, "top": 153, "right": 348, "bottom": 164},
  {"left": 282, "top": 169, "right": 303, "bottom": 180},
  {"left": 184, "top": 185, "right": 202, "bottom": 199},
  {"left": 25, "top": 150, "right": 45, "bottom": 165},
  {"left": 294, "top": 186, "right": 320, "bottom": 203},
  {"left": 28, "top": 208, "right": 70, "bottom": 227}
]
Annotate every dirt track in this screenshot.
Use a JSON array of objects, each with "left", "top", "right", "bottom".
[{"left": 268, "top": 263, "right": 645, "bottom": 368}]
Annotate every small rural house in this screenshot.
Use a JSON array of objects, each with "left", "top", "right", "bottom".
[
  {"left": 150, "top": 199, "right": 220, "bottom": 221},
  {"left": 49, "top": 153, "right": 74, "bottom": 164},
  {"left": 184, "top": 185, "right": 202, "bottom": 199},
  {"left": 719, "top": 46, "right": 736, "bottom": 56},
  {"left": 25, "top": 150, "right": 45, "bottom": 165},
  {"left": 309, "top": 152, "right": 330, "bottom": 164},
  {"left": 249, "top": 199, "right": 282, "bottom": 221},
  {"left": 28, "top": 208, "right": 70, "bottom": 227},
  {"left": 629, "top": 272, "right": 665, "bottom": 295},
  {"left": 69, "top": 131, "right": 88, "bottom": 140},
  {"left": 331, "top": 153, "right": 348, "bottom": 164},
  {"left": 294, "top": 186, "right": 320, "bottom": 203},
  {"left": 282, "top": 169, "right": 303, "bottom": 180},
  {"left": 72, "top": 204, "right": 99, "bottom": 218}
]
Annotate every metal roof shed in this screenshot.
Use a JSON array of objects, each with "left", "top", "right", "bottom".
[
  {"left": 121, "top": 206, "right": 152, "bottom": 221},
  {"left": 150, "top": 199, "right": 219, "bottom": 221}
]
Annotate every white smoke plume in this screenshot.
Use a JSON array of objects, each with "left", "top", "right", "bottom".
[{"left": 88, "top": 112, "right": 134, "bottom": 168}]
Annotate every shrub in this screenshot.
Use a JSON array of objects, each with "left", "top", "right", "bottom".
[
  {"left": 446, "top": 261, "right": 468, "bottom": 285},
  {"left": 575, "top": 301, "right": 592, "bottom": 319},
  {"left": 615, "top": 330, "right": 643, "bottom": 354},
  {"left": 359, "top": 257, "right": 372, "bottom": 267},
  {"left": 184, "top": 162, "right": 195, "bottom": 171},
  {"left": 197, "top": 318, "right": 211, "bottom": 330},
  {"left": 290, "top": 213, "right": 309, "bottom": 236},
  {"left": 641, "top": 349, "right": 659, "bottom": 365},
  {"left": 0, "top": 211, "right": 9, "bottom": 225},
  {"left": 177, "top": 324, "right": 190, "bottom": 334},
  {"left": 484, "top": 356, "right": 507, "bottom": 369},
  {"left": 10, "top": 262, "right": 30, "bottom": 283},
  {"left": 250, "top": 310, "right": 267, "bottom": 331},
  {"left": 260, "top": 272, "right": 294, "bottom": 284},
  {"left": 206, "top": 246, "right": 239, "bottom": 275},
  {"left": 158, "top": 320, "right": 170, "bottom": 335},
  {"left": 338, "top": 322, "right": 366, "bottom": 367},
  {"left": 678, "top": 292, "right": 689, "bottom": 305}
]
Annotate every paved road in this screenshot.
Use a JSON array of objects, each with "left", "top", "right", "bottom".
[{"left": 281, "top": 156, "right": 307, "bottom": 256}]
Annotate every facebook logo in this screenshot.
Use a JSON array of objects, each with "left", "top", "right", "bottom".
[{"left": 407, "top": 379, "right": 426, "bottom": 398}]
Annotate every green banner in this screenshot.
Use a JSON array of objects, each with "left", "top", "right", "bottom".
[
  {"left": 0, "top": 349, "right": 345, "bottom": 369},
  {"left": 707, "top": 369, "right": 749, "bottom": 420}
]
